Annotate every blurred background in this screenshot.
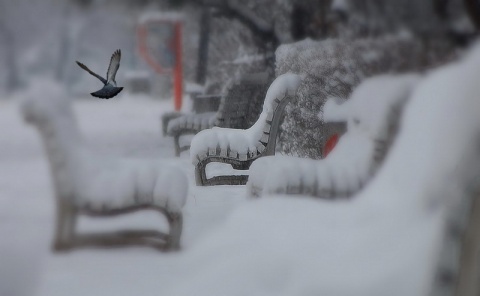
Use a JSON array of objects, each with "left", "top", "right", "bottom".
[
  {"left": 0, "top": 0, "right": 478, "bottom": 101},
  {"left": 1, "top": 2, "right": 480, "bottom": 295}
]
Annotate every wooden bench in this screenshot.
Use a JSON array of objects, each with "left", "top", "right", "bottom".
[
  {"left": 190, "top": 73, "right": 302, "bottom": 186},
  {"left": 246, "top": 74, "right": 420, "bottom": 198},
  {"left": 165, "top": 72, "right": 271, "bottom": 156},
  {"left": 21, "top": 83, "right": 188, "bottom": 252}
]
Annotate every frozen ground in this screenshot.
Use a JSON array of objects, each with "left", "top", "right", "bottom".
[{"left": 0, "top": 95, "right": 246, "bottom": 296}]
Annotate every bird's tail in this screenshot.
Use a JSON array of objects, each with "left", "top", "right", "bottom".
[{"left": 90, "top": 86, "right": 124, "bottom": 99}]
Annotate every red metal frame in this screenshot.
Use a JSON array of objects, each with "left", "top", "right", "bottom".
[
  {"left": 137, "top": 19, "right": 183, "bottom": 111},
  {"left": 323, "top": 133, "right": 339, "bottom": 158},
  {"left": 173, "top": 22, "right": 183, "bottom": 111}
]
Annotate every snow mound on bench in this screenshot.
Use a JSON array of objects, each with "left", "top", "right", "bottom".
[
  {"left": 248, "top": 131, "right": 374, "bottom": 197},
  {"left": 248, "top": 74, "right": 420, "bottom": 197}
]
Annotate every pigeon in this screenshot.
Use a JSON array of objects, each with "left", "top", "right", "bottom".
[{"left": 76, "top": 49, "right": 124, "bottom": 99}]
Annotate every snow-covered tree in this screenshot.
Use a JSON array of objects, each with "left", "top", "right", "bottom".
[{"left": 272, "top": 0, "right": 479, "bottom": 158}]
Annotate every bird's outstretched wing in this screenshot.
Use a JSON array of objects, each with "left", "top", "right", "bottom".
[
  {"left": 76, "top": 61, "right": 107, "bottom": 85},
  {"left": 106, "top": 49, "right": 121, "bottom": 84}
]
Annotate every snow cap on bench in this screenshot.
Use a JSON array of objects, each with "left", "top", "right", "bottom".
[
  {"left": 20, "top": 79, "right": 188, "bottom": 213},
  {"left": 247, "top": 73, "right": 421, "bottom": 198},
  {"left": 189, "top": 73, "right": 302, "bottom": 164}
]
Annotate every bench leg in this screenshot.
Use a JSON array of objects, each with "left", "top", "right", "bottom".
[
  {"left": 52, "top": 203, "right": 183, "bottom": 252},
  {"left": 53, "top": 199, "right": 77, "bottom": 252},
  {"left": 173, "top": 135, "right": 181, "bottom": 157},
  {"left": 173, "top": 134, "right": 194, "bottom": 157},
  {"left": 195, "top": 157, "right": 254, "bottom": 186},
  {"left": 166, "top": 212, "right": 183, "bottom": 250},
  {"left": 195, "top": 162, "right": 207, "bottom": 186}
]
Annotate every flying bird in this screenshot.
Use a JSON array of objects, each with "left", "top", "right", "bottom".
[{"left": 76, "top": 49, "right": 124, "bottom": 99}]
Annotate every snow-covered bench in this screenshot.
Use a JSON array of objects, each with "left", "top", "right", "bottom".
[
  {"left": 160, "top": 94, "right": 221, "bottom": 137},
  {"left": 165, "top": 72, "right": 270, "bottom": 156},
  {"left": 190, "top": 73, "right": 302, "bottom": 186},
  {"left": 21, "top": 81, "right": 188, "bottom": 252},
  {"left": 164, "top": 43, "right": 480, "bottom": 296},
  {"left": 247, "top": 74, "right": 420, "bottom": 198}
]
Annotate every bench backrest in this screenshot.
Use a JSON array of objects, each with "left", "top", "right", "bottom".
[{"left": 215, "top": 72, "right": 271, "bottom": 129}]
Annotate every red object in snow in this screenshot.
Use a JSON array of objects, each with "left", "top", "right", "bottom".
[
  {"left": 324, "top": 134, "right": 339, "bottom": 158},
  {"left": 137, "top": 15, "right": 183, "bottom": 111}
]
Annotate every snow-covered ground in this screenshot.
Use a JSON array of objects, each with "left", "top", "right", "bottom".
[
  {"left": 0, "top": 95, "right": 246, "bottom": 296},
  {"left": 2, "top": 43, "right": 480, "bottom": 296}
]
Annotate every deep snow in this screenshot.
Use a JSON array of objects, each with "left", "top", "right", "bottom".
[{"left": 1, "top": 44, "right": 480, "bottom": 296}]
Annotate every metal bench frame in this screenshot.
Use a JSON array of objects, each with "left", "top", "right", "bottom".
[
  {"left": 53, "top": 197, "right": 183, "bottom": 252},
  {"left": 193, "top": 91, "right": 295, "bottom": 186}
]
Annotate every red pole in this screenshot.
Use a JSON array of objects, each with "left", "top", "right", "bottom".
[
  {"left": 138, "top": 24, "right": 166, "bottom": 75},
  {"left": 173, "top": 22, "right": 183, "bottom": 111}
]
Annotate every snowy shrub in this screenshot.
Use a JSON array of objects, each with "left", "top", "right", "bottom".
[{"left": 275, "top": 33, "right": 455, "bottom": 158}]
